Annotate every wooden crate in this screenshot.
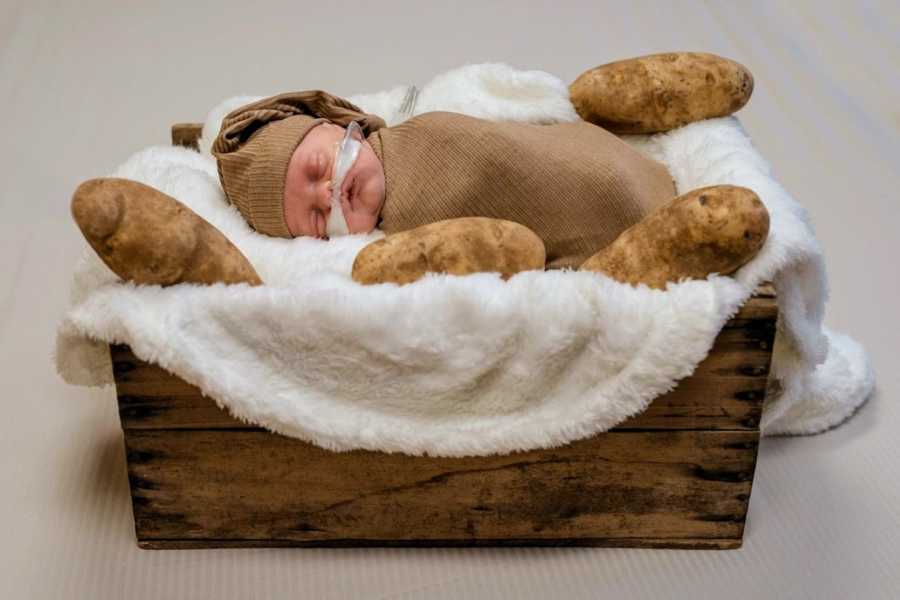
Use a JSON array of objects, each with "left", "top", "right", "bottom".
[{"left": 109, "top": 123, "right": 779, "bottom": 550}]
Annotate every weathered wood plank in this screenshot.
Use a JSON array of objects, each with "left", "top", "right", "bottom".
[
  {"left": 112, "top": 290, "right": 775, "bottom": 431},
  {"left": 137, "top": 537, "right": 742, "bottom": 550},
  {"left": 113, "top": 374, "right": 768, "bottom": 432},
  {"left": 125, "top": 429, "right": 757, "bottom": 547},
  {"left": 171, "top": 123, "right": 202, "bottom": 151}
]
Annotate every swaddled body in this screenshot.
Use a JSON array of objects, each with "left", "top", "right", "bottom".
[
  {"left": 211, "top": 90, "right": 678, "bottom": 270},
  {"left": 369, "top": 111, "right": 676, "bottom": 269},
  {"left": 209, "top": 89, "right": 766, "bottom": 287}
]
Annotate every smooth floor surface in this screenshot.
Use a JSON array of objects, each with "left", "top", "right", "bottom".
[{"left": 2, "top": 1, "right": 898, "bottom": 598}]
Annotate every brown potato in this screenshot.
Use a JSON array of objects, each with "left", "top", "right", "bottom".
[
  {"left": 71, "top": 177, "right": 262, "bottom": 286},
  {"left": 570, "top": 52, "right": 754, "bottom": 134},
  {"left": 579, "top": 185, "right": 769, "bottom": 289},
  {"left": 352, "top": 217, "right": 546, "bottom": 285}
]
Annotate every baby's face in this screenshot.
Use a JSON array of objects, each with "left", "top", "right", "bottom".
[{"left": 283, "top": 121, "right": 385, "bottom": 239}]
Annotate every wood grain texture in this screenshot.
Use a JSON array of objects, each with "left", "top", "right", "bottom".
[
  {"left": 124, "top": 429, "right": 758, "bottom": 548},
  {"left": 136, "top": 537, "right": 742, "bottom": 550},
  {"left": 171, "top": 123, "right": 202, "bottom": 151}
]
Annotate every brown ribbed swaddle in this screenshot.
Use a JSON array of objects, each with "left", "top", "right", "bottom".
[{"left": 368, "top": 111, "right": 676, "bottom": 270}]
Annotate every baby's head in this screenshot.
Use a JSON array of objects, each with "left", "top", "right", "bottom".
[
  {"left": 283, "top": 120, "right": 385, "bottom": 239},
  {"left": 211, "top": 91, "right": 386, "bottom": 239}
]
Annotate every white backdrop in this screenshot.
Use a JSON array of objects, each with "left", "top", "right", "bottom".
[{"left": 2, "top": 1, "right": 897, "bottom": 598}]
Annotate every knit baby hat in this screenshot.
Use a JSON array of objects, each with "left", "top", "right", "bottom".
[{"left": 211, "top": 90, "right": 387, "bottom": 237}]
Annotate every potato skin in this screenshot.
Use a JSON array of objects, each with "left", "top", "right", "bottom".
[
  {"left": 352, "top": 217, "right": 546, "bottom": 285},
  {"left": 570, "top": 52, "right": 754, "bottom": 134},
  {"left": 579, "top": 185, "right": 769, "bottom": 289},
  {"left": 71, "top": 177, "right": 262, "bottom": 286}
]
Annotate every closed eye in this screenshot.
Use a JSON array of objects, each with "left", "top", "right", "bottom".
[{"left": 307, "top": 152, "right": 329, "bottom": 181}]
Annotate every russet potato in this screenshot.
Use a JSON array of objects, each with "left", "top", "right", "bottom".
[
  {"left": 579, "top": 185, "right": 769, "bottom": 289},
  {"left": 570, "top": 52, "right": 754, "bottom": 134},
  {"left": 71, "top": 177, "right": 262, "bottom": 286},
  {"left": 352, "top": 217, "right": 546, "bottom": 285}
]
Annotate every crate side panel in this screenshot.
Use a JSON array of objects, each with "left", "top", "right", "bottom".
[{"left": 125, "top": 429, "right": 757, "bottom": 546}]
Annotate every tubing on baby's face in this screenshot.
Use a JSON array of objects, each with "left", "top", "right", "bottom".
[{"left": 325, "top": 121, "right": 364, "bottom": 238}]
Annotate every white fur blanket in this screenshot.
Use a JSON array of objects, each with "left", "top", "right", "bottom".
[{"left": 55, "top": 63, "right": 874, "bottom": 456}]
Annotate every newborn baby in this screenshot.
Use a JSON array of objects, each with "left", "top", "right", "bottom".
[
  {"left": 71, "top": 90, "right": 767, "bottom": 291},
  {"left": 212, "top": 90, "right": 676, "bottom": 270}
]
